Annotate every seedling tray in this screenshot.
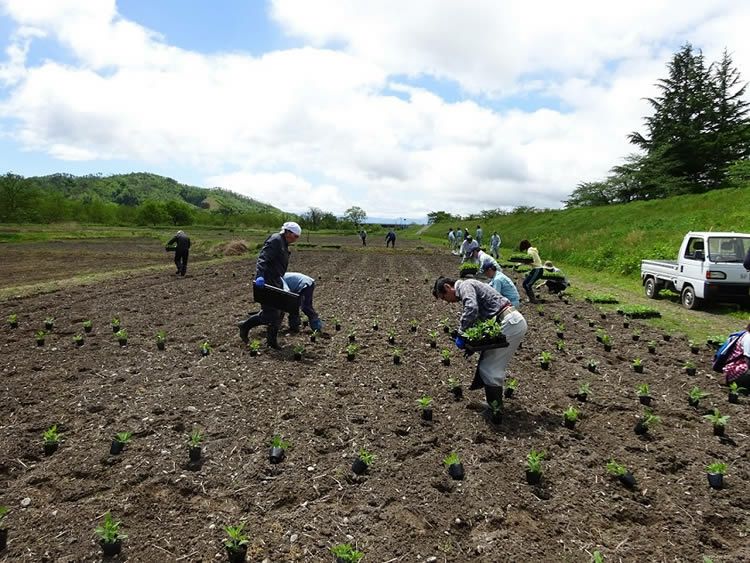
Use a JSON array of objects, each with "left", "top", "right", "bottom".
[
  {"left": 465, "top": 335, "right": 509, "bottom": 352},
  {"left": 253, "top": 284, "right": 301, "bottom": 314}
]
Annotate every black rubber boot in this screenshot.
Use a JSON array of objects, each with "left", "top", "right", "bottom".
[
  {"left": 483, "top": 385, "right": 504, "bottom": 424},
  {"left": 267, "top": 326, "right": 281, "bottom": 350},
  {"left": 238, "top": 314, "right": 261, "bottom": 343}
]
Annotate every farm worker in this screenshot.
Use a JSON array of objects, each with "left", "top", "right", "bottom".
[
  {"left": 465, "top": 240, "right": 500, "bottom": 273},
  {"left": 475, "top": 225, "right": 483, "bottom": 246},
  {"left": 166, "top": 230, "right": 191, "bottom": 276},
  {"left": 359, "top": 229, "right": 367, "bottom": 246},
  {"left": 482, "top": 264, "right": 521, "bottom": 308},
  {"left": 535, "top": 261, "right": 570, "bottom": 294},
  {"left": 519, "top": 239, "right": 544, "bottom": 303},
  {"left": 455, "top": 227, "right": 463, "bottom": 245},
  {"left": 385, "top": 230, "right": 396, "bottom": 248},
  {"left": 281, "top": 272, "right": 322, "bottom": 332},
  {"left": 238, "top": 221, "right": 301, "bottom": 349},
  {"left": 432, "top": 276, "right": 527, "bottom": 418},
  {"left": 489, "top": 232, "right": 501, "bottom": 259},
  {"left": 448, "top": 229, "right": 456, "bottom": 250},
  {"left": 721, "top": 322, "right": 750, "bottom": 391},
  {"left": 458, "top": 235, "right": 473, "bottom": 261}
]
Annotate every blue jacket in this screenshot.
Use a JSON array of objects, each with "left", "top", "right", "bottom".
[
  {"left": 488, "top": 271, "right": 521, "bottom": 308},
  {"left": 283, "top": 272, "right": 314, "bottom": 293}
]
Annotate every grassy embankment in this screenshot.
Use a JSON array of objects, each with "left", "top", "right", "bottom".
[{"left": 415, "top": 187, "right": 750, "bottom": 341}]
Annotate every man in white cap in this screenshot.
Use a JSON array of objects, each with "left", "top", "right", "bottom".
[
  {"left": 166, "top": 230, "right": 191, "bottom": 276},
  {"left": 238, "top": 221, "right": 301, "bottom": 348}
]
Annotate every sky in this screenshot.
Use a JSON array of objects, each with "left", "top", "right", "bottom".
[{"left": 0, "top": 1, "right": 749, "bottom": 222}]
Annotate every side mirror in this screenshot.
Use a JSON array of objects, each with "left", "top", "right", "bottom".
[{"left": 694, "top": 250, "right": 705, "bottom": 261}]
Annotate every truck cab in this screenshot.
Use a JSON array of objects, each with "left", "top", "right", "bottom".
[{"left": 641, "top": 231, "right": 750, "bottom": 309}]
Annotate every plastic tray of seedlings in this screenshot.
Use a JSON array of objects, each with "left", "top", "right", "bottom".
[
  {"left": 165, "top": 246, "right": 177, "bottom": 252},
  {"left": 252, "top": 284, "right": 301, "bottom": 314},
  {"left": 464, "top": 334, "right": 509, "bottom": 352}
]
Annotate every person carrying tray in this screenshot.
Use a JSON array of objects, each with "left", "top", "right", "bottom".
[
  {"left": 432, "top": 276, "right": 527, "bottom": 419},
  {"left": 238, "top": 221, "right": 301, "bottom": 349}
]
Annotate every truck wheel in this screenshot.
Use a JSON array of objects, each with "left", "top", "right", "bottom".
[
  {"left": 681, "top": 286, "right": 701, "bottom": 310},
  {"left": 644, "top": 278, "right": 659, "bottom": 299}
]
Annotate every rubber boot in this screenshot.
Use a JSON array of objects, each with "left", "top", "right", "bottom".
[
  {"left": 238, "top": 314, "right": 261, "bottom": 343},
  {"left": 266, "top": 326, "right": 281, "bottom": 350},
  {"left": 483, "top": 385, "right": 504, "bottom": 424}
]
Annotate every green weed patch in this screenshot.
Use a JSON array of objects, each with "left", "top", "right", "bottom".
[
  {"left": 616, "top": 305, "right": 661, "bottom": 319},
  {"left": 585, "top": 294, "right": 620, "bottom": 304}
]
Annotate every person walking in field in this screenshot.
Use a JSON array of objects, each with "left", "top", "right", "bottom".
[
  {"left": 281, "top": 272, "right": 323, "bottom": 333},
  {"left": 166, "top": 230, "right": 191, "bottom": 276},
  {"left": 475, "top": 225, "right": 483, "bottom": 247},
  {"left": 238, "top": 221, "right": 301, "bottom": 349},
  {"left": 385, "top": 229, "right": 396, "bottom": 248},
  {"left": 359, "top": 229, "right": 367, "bottom": 246},
  {"left": 489, "top": 231, "right": 501, "bottom": 259},
  {"left": 519, "top": 239, "right": 544, "bottom": 303},
  {"left": 448, "top": 228, "right": 456, "bottom": 251},
  {"left": 432, "top": 276, "right": 527, "bottom": 420}
]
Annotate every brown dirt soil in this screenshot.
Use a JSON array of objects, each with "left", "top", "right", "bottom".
[{"left": 0, "top": 244, "right": 748, "bottom": 562}]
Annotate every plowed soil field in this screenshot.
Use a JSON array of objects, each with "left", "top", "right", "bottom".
[{"left": 0, "top": 243, "right": 747, "bottom": 562}]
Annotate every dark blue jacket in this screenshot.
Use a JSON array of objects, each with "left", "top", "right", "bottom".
[{"left": 255, "top": 233, "right": 290, "bottom": 288}]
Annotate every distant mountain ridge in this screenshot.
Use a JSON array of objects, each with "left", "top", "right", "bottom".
[{"left": 29, "top": 172, "right": 282, "bottom": 214}]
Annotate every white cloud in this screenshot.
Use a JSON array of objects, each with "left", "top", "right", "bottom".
[{"left": 0, "top": 0, "right": 748, "bottom": 218}]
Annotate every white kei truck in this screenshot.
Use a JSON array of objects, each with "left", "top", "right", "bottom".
[{"left": 640, "top": 231, "right": 750, "bottom": 309}]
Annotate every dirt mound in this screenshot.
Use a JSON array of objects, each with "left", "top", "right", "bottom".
[{"left": 214, "top": 239, "right": 249, "bottom": 256}]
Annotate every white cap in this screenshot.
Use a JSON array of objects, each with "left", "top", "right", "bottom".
[{"left": 282, "top": 221, "right": 302, "bottom": 236}]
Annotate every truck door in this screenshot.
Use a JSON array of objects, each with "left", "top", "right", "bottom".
[{"left": 681, "top": 236, "right": 706, "bottom": 297}]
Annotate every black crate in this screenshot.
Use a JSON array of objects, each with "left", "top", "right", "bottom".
[{"left": 253, "top": 284, "right": 301, "bottom": 314}]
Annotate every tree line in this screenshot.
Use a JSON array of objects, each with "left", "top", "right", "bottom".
[{"left": 565, "top": 43, "right": 750, "bottom": 208}]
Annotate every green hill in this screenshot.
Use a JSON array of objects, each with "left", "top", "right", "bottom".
[
  {"left": 29, "top": 172, "right": 281, "bottom": 214},
  {"left": 421, "top": 187, "right": 750, "bottom": 278}
]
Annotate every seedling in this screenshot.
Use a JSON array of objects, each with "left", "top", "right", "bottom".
[
  {"left": 647, "top": 340, "right": 657, "bottom": 353},
  {"left": 440, "top": 348, "right": 451, "bottom": 365},
  {"left": 632, "top": 357, "right": 643, "bottom": 373},
  {"left": 536, "top": 305, "right": 545, "bottom": 316},
  {"left": 358, "top": 448, "right": 374, "bottom": 466},
  {"left": 345, "top": 343, "right": 358, "bottom": 360},
  {"left": 44, "top": 316, "right": 55, "bottom": 330},
  {"left": 224, "top": 522, "right": 249, "bottom": 551},
  {"left": 155, "top": 330, "right": 166, "bottom": 343},
  {"left": 7, "top": 313, "right": 18, "bottom": 328},
  {"left": 555, "top": 339, "right": 566, "bottom": 352},
  {"left": 410, "top": 319, "right": 419, "bottom": 332},
  {"left": 83, "top": 319, "right": 92, "bottom": 332},
  {"left": 632, "top": 329, "right": 641, "bottom": 341},
  {"left": 443, "top": 452, "right": 460, "bottom": 467},
  {"left": 188, "top": 429, "right": 203, "bottom": 447},
  {"left": 606, "top": 459, "right": 627, "bottom": 477},
  {"left": 728, "top": 381, "right": 746, "bottom": 395},
  {"left": 636, "top": 383, "right": 650, "bottom": 396},
  {"left": 703, "top": 409, "right": 729, "bottom": 435},
  {"left": 249, "top": 339, "right": 261, "bottom": 355},
  {"left": 428, "top": 330, "right": 437, "bottom": 347},
  {"left": 593, "top": 551, "right": 605, "bottom": 563},
  {"left": 269, "top": 435, "right": 289, "bottom": 464},
  {"left": 587, "top": 359, "right": 598, "bottom": 373},
  {"left": 577, "top": 382, "right": 591, "bottom": 401},
  {"left": 293, "top": 344, "right": 305, "bottom": 360},
  {"left": 348, "top": 330, "right": 357, "bottom": 342},
  {"left": 115, "top": 432, "right": 132, "bottom": 445},
  {"left": 271, "top": 435, "right": 290, "bottom": 450},
  {"left": 0, "top": 506, "right": 8, "bottom": 521},
  {"left": 555, "top": 322, "right": 565, "bottom": 336},
  {"left": 601, "top": 334, "right": 612, "bottom": 349},
  {"left": 635, "top": 408, "right": 661, "bottom": 434},
  {"left": 525, "top": 449, "right": 545, "bottom": 474},
  {"left": 330, "top": 544, "right": 364, "bottom": 563},
  {"left": 73, "top": 333, "right": 84, "bottom": 346},
  {"left": 95, "top": 512, "right": 127, "bottom": 546},
  {"left": 447, "top": 376, "right": 461, "bottom": 390},
  {"left": 417, "top": 396, "right": 433, "bottom": 410},
  {"left": 506, "top": 378, "right": 518, "bottom": 390},
  {"left": 439, "top": 317, "right": 451, "bottom": 333},
  {"left": 463, "top": 317, "right": 502, "bottom": 342},
  {"left": 387, "top": 329, "right": 397, "bottom": 344},
  {"left": 371, "top": 318, "right": 379, "bottom": 330},
  {"left": 706, "top": 461, "right": 727, "bottom": 489},
  {"left": 706, "top": 461, "right": 727, "bottom": 475},
  {"left": 200, "top": 340, "right": 211, "bottom": 356},
  {"left": 684, "top": 360, "right": 696, "bottom": 375},
  {"left": 111, "top": 316, "right": 120, "bottom": 332},
  {"left": 392, "top": 348, "right": 402, "bottom": 364},
  {"left": 563, "top": 406, "right": 579, "bottom": 427},
  {"left": 35, "top": 329, "right": 46, "bottom": 345},
  {"left": 115, "top": 329, "right": 128, "bottom": 345},
  {"left": 332, "top": 317, "right": 341, "bottom": 331},
  {"left": 42, "top": 424, "right": 60, "bottom": 445},
  {"left": 539, "top": 351, "right": 552, "bottom": 367},
  {"left": 688, "top": 386, "right": 708, "bottom": 406}
]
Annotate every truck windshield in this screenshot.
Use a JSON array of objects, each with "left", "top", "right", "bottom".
[{"left": 708, "top": 237, "right": 750, "bottom": 263}]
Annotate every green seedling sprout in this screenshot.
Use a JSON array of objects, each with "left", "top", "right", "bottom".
[
  {"left": 44, "top": 316, "right": 55, "bottom": 327},
  {"left": 0, "top": 506, "right": 8, "bottom": 522},
  {"left": 330, "top": 544, "right": 364, "bottom": 563},
  {"left": 95, "top": 512, "right": 127, "bottom": 544},
  {"left": 578, "top": 382, "right": 591, "bottom": 396},
  {"left": 410, "top": 319, "right": 419, "bottom": 329},
  {"left": 35, "top": 329, "right": 46, "bottom": 340},
  {"left": 728, "top": 381, "right": 747, "bottom": 394},
  {"left": 689, "top": 387, "right": 708, "bottom": 401},
  {"left": 506, "top": 378, "right": 519, "bottom": 390},
  {"left": 8, "top": 313, "right": 18, "bottom": 324},
  {"left": 224, "top": 522, "right": 249, "bottom": 550},
  {"left": 648, "top": 340, "right": 657, "bottom": 348},
  {"left": 200, "top": 340, "right": 211, "bottom": 352},
  {"left": 536, "top": 305, "right": 544, "bottom": 314},
  {"left": 111, "top": 316, "right": 120, "bottom": 327},
  {"left": 271, "top": 435, "right": 290, "bottom": 450},
  {"left": 447, "top": 376, "right": 461, "bottom": 389},
  {"left": 525, "top": 449, "right": 545, "bottom": 473},
  {"left": 640, "top": 408, "right": 661, "bottom": 429},
  {"left": 684, "top": 359, "right": 696, "bottom": 369},
  {"left": 73, "top": 334, "right": 84, "bottom": 343},
  {"left": 706, "top": 461, "right": 727, "bottom": 475},
  {"left": 556, "top": 340, "right": 566, "bottom": 351},
  {"left": 636, "top": 383, "right": 650, "bottom": 396},
  {"left": 632, "top": 358, "right": 642, "bottom": 367},
  {"left": 587, "top": 359, "right": 598, "bottom": 370},
  {"left": 443, "top": 452, "right": 460, "bottom": 467},
  {"left": 83, "top": 319, "right": 92, "bottom": 329},
  {"left": 347, "top": 330, "right": 357, "bottom": 341},
  {"left": 392, "top": 347, "right": 402, "bottom": 358},
  {"left": 539, "top": 351, "right": 553, "bottom": 363},
  {"left": 249, "top": 339, "right": 262, "bottom": 352},
  {"left": 42, "top": 424, "right": 60, "bottom": 445},
  {"left": 593, "top": 550, "right": 605, "bottom": 563},
  {"left": 601, "top": 334, "right": 612, "bottom": 346},
  {"left": 293, "top": 344, "right": 305, "bottom": 355},
  {"left": 563, "top": 406, "right": 579, "bottom": 422},
  {"left": 606, "top": 459, "right": 627, "bottom": 477},
  {"left": 358, "top": 448, "right": 374, "bottom": 466},
  {"left": 115, "top": 329, "right": 128, "bottom": 340},
  {"left": 417, "top": 396, "right": 433, "bottom": 410},
  {"left": 345, "top": 343, "right": 359, "bottom": 356},
  {"left": 114, "top": 432, "right": 132, "bottom": 445},
  {"left": 188, "top": 429, "right": 203, "bottom": 447},
  {"left": 703, "top": 409, "right": 729, "bottom": 427},
  {"left": 155, "top": 330, "right": 166, "bottom": 343},
  {"left": 555, "top": 322, "right": 565, "bottom": 333},
  {"left": 387, "top": 328, "right": 397, "bottom": 339},
  {"left": 440, "top": 348, "right": 452, "bottom": 360}
]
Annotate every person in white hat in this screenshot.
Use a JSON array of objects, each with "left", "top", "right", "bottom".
[{"left": 238, "top": 221, "right": 301, "bottom": 348}]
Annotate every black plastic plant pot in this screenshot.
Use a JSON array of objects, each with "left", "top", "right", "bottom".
[
  {"left": 663, "top": 334, "right": 671, "bottom": 341},
  {"left": 688, "top": 397, "right": 700, "bottom": 407},
  {"left": 634, "top": 421, "right": 648, "bottom": 435},
  {"left": 595, "top": 335, "right": 602, "bottom": 343},
  {"left": 540, "top": 362, "right": 549, "bottom": 370},
  {"left": 76, "top": 339, "right": 84, "bottom": 347},
  {"left": 372, "top": 324, "right": 378, "bottom": 331},
  {"left": 729, "top": 392, "right": 739, "bottom": 404},
  {"left": 639, "top": 395, "right": 652, "bottom": 406},
  {"left": 348, "top": 335, "right": 356, "bottom": 343},
  {"left": 351, "top": 458, "right": 368, "bottom": 475},
  {"left": 421, "top": 408, "right": 433, "bottom": 422},
  {"left": 294, "top": 353, "right": 302, "bottom": 361},
  {"left": 600, "top": 313, "right": 607, "bottom": 319},
  {"left": 618, "top": 472, "right": 637, "bottom": 489},
  {"left": 36, "top": 339, "right": 45, "bottom": 347},
  {"left": 189, "top": 446, "right": 202, "bottom": 462},
  {"left": 84, "top": 325, "right": 92, "bottom": 333},
  {"left": 648, "top": 346, "right": 656, "bottom": 354},
  {"left": 576, "top": 393, "right": 588, "bottom": 403},
  {"left": 0, "top": 528, "right": 7, "bottom": 551},
  {"left": 632, "top": 335, "right": 640, "bottom": 342},
  {"left": 112, "top": 325, "right": 120, "bottom": 333},
  {"left": 269, "top": 447, "right": 285, "bottom": 464},
  {"left": 490, "top": 411, "right": 502, "bottom": 425},
  {"left": 691, "top": 347, "right": 699, "bottom": 354},
  {"left": 43, "top": 442, "right": 59, "bottom": 456},
  {"left": 309, "top": 335, "right": 316, "bottom": 343},
  {"left": 525, "top": 470, "right": 541, "bottom": 485},
  {"left": 448, "top": 463, "right": 465, "bottom": 481},
  {"left": 201, "top": 349, "right": 209, "bottom": 357},
  {"left": 249, "top": 350, "right": 258, "bottom": 357},
  {"left": 157, "top": 341, "right": 165, "bottom": 351},
  {"left": 347, "top": 353, "right": 355, "bottom": 362},
  {"left": 707, "top": 472, "right": 724, "bottom": 489},
  {"left": 100, "top": 539, "right": 122, "bottom": 556},
  {"left": 604, "top": 345, "right": 612, "bottom": 352},
  {"left": 302, "top": 320, "right": 308, "bottom": 327},
  {"left": 430, "top": 341, "right": 437, "bottom": 348},
  {"left": 504, "top": 388, "right": 514, "bottom": 399},
  {"left": 443, "top": 326, "right": 450, "bottom": 333},
  {"left": 442, "top": 358, "right": 450, "bottom": 367},
  {"left": 118, "top": 339, "right": 128, "bottom": 347},
  {"left": 387, "top": 337, "right": 395, "bottom": 345},
  {"left": 556, "top": 332, "right": 564, "bottom": 339},
  {"left": 713, "top": 425, "right": 725, "bottom": 437},
  {"left": 451, "top": 386, "right": 463, "bottom": 401},
  {"left": 563, "top": 418, "right": 576, "bottom": 429},
  {"left": 45, "top": 322, "right": 54, "bottom": 331},
  {"left": 335, "top": 324, "right": 341, "bottom": 331},
  {"left": 634, "top": 365, "right": 643, "bottom": 374},
  {"left": 226, "top": 545, "right": 247, "bottom": 563},
  {"left": 686, "top": 368, "right": 696, "bottom": 376},
  {"left": 588, "top": 320, "right": 595, "bottom": 327},
  {"left": 393, "top": 356, "right": 401, "bottom": 365},
  {"left": 110, "top": 440, "right": 125, "bottom": 455},
  {"left": 410, "top": 326, "right": 417, "bottom": 333},
  {"left": 623, "top": 322, "right": 629, "bottom": 329},
  {"left": 587, "top": 366, "right": 596, "bottom": 374},
  {"left": 10, "top": 321, "right": 18, "bottom": 329}
]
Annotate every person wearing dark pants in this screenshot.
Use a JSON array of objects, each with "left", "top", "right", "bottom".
[
  {"left": 385, "top": 230, "right": 396, "bottom": 248},
  {"left": 433, "top": 276, "right": 527, "bottom": 421},
  {"left": 722, "top": 323, "right": 750, "bottom": 392},
  {"left": 281, "top": 272, "right": 322, "bottom": 332},
  {"left": 238, "top": 222, "right": 301, "bottom": 348},
  {"left": 519, "top": 239, "right": 544, "bottom": 303},
  {"left": 166, "top": 230, "right": 191, "bottom": 276}
]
